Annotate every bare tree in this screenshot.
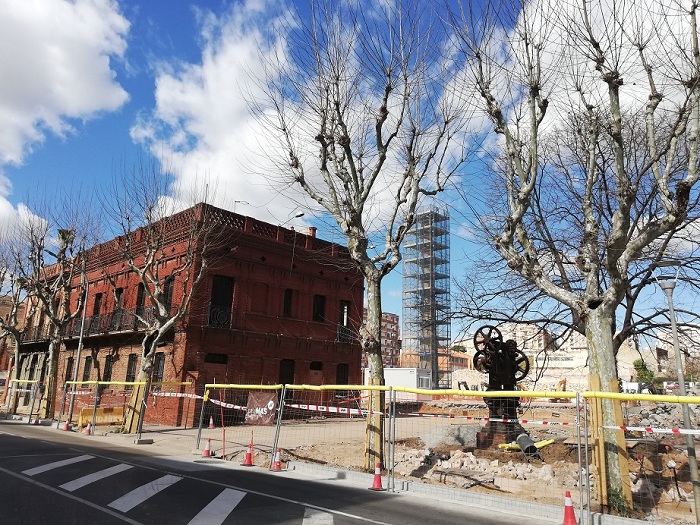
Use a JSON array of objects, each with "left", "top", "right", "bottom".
[
  {"left": 0, "top": 234, "right": 34, "bottom": 414},
  {"left": 449, "top": 0, "right": 700, "bottom": 509},
  {"left": 253, "top": 0, "right": 472, "bottom": 469},
  {"left": 10, "top": 195, "right": 95, "bottom": 419},
  {"left": 101, "top": 157, "right": 217, "bottom": 433}
]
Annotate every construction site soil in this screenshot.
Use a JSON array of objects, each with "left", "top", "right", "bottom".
[{"left": 284, "top": 402, "right": 696, "bottom": 525}]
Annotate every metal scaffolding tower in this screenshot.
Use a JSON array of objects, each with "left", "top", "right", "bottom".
[{"left": 402, "top": 207, "right": 451, "bottom": 389}]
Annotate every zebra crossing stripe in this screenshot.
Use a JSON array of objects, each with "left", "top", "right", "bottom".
[
  {"left": 187, "top": 488, "right": 246, "bottom": 525},
  {"left": 22, "top": 455, "right": 94, "bottom": 476},
  {"left": 60, "top": 463, "right": 133, "bottom": 492},
  {"left": 108, "top": 474, "right": 181, "bottom": 512},
  {"left": 303, "top": 507, "right": 334, "bottom": 524}
]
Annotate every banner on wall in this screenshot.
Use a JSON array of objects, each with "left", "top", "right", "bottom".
[{"left": 244, "top": 391, "right": 278, "bottom": 425}]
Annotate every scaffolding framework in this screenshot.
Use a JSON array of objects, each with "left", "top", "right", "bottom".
[{"left": 402, "top": 207, "right": 451, "bottom": 389}]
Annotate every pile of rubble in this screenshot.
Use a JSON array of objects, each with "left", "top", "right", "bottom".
[
  {"left": 629, "top": 401, "right": 700, "bottom": 429},
  {"left": 393, "top": 446, "right": 581, "bottom": 492}
]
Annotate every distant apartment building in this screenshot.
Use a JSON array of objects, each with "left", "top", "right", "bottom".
[{"left": 362, "top": 310, "right": 401, "bottom": 368}]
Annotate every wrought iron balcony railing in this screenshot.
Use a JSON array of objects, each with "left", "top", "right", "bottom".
[
  {"left": 207, "top": 304, "right": 233, "bottom": 329},
  {"left": 337, "top": 324, "right": 354, "bottom": 343}
]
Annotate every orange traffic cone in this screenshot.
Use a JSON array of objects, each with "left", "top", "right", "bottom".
[
  {"left": 242, "top": 440, "right": 254, "bottom": 467},
  {"left": 562, "top": 490, "right": 577, "bottom": 525},
  {"left": 202, "top": 438, "right": 212, "bottom": 458},
  {"left": 61, "top": 420, "right": 70, "bottom": 431},
  {"left": 32, "top": 417, "right": 40, "bottom": 425},
  {"left": 209, "top": 416, "right": 214, "bottom": 429},
  {"left": 271, "top": 448, "right": 283, "bottom": 472},
  {"left": 369, "top": 462, "right": 385, "bottom": 491},
  {"left": 83, "top": 422, "right": 92, "bottom": 435}
]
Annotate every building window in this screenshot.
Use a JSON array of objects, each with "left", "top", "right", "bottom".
[
  {"left": 310, "top": 361, "right": 323, "bottom": 371},
  {"left": 312, "top": 295, "right": 326, "bottom": 322},
  {"left": 152, "top": 352, "right": 165, "bottom": 384},
  {"left": 283, "top": 289, "right": 294, "bottom": 318},
  {"left": 103, "top": 355, "right": 114, "bottom": 383},
  {"left": 336, "top": 363, "right": 349, "bottom": 384},
  {"left": 204, "top": 353, "right": 228, "bottom": 364},
  {"left": 82, "top": 356, "right": 92, "bottom": 384},
  {"left": 89, "top": 293, "right": 103, "bottom": 332},
  {"left": 161, "top": 277, "right": 175, "bottom": 313},
  {"left": 136, "top": 283, "right": 146, "bottom": 314},
  {"left": 208, "top": 275, "right": 234, "bottom": 328},
  {"left": 125, "top": 353, "right": 138, "bottom": 389},
  {"left": 65, "top": 356, "right": 74, "bottom": 383},
  {"left": 337, "top": 300, "right": 352, "bottom": 342},
  {"left": 114, "top": 288, "right": 123, "bottom": 309},
  {"left": 92, "top": 293, "right": 102, "bottom": 316}
]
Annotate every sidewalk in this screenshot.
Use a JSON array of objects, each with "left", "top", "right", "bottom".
[{"left": 1, "top": 412, "right": 660, "bottom": 525}]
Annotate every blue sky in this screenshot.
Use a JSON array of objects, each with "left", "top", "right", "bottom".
[{"left": 0, "top": 0, "right": 478, "bottom": 331}]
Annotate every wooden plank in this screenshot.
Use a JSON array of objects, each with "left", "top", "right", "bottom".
[
  {"left": 610, "top": 379, "right": 633, "bottom": 509},
  {"left": 589, "top": 374, "right": 607, "bottom": 506}
]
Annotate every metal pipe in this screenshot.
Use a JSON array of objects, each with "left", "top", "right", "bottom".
[
  {"left": 658, "top": 279, "right": 700, "bottom": 524},
  {"left": 67, "top": 278, "right": 89, "bottom": 424}
]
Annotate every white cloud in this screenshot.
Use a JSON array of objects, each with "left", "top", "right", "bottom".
[
  {"left": 0, "top": 0, "right": 128, "bottom": 234},
  {"left": 0, "top": 0, "right": 129, "bottom": 165},
  {"left": 131, "top": 0, "right": 309, "bottom": 224}
]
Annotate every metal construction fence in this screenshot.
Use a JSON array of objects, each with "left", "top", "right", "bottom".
[
  {"left": 9, "top": 380, "right": 697, "bottom": 524},
  {"left": 193, "top": 384, "right": 699, "bottom": 525}
]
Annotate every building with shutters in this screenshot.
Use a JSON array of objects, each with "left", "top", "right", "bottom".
[{"left": 10, "top": 204, "right": 364, "bottom": 426}]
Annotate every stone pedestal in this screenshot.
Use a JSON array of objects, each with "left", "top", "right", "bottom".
[{"left": 476, "top": 396, "right": 525, "bottom": 449}]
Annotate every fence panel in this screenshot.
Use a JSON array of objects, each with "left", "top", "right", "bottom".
[
  {"left": 274, "top": 385, "right": 378, "bottom": 473},
  {"left": 602, "top": 398, "right": 700, "bottom": 523},
  {"left": 198, "top": 384, "right": 283, "bottom": 465}
]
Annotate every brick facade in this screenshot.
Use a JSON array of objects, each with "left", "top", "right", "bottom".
[{"left": 12, "top": 204, "right": 364, "bottom": 426}]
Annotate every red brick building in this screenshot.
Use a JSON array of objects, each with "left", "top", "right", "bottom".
[{"left": 13, "top": 204, "right": 364, "bottom": 425}]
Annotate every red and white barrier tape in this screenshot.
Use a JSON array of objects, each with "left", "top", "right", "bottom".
[
  {"left": 604, "top": 425, "right": 700, "bottom": 436},
  {"left": 210, "top": 398, "right": 247, "bottom": 410},
  {"left": 397, "top": 412, "right": 572, "bottom": 426},
  {"left": 285, "top": 402, "right": 379, "bottom": 416},
  {"left": 152, "top": 392, "right": 202, "bottom": 400}
]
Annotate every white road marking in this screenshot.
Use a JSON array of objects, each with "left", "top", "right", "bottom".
[
  {"left": 108, "top": 474, "right": 181, "bottom": 512},
  {"left": 186, "top": 487, "right": 246, "bottom": 525},
  {"left": 60, "top": 463, "right": 134, "bottom": 492},
  {"left": 0, "top": 463, "right": 145, "bottom": 525},
  {"left": 303, "top": 507, "right": 334, "bottom": 524},
  {"left": 22, "top": 454, "right": 94, "bottom": 476}
]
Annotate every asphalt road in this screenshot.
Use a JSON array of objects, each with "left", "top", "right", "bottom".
[{"left": 0, "top": 421, "right": 560, "bottom": 525}]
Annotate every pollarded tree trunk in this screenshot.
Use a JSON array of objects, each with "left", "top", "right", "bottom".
[
  {"left": 363, "top": 274, "right": 385, "bottom": 470},
  {"left": 586, "top": 306, "right": 625, "bottom": 503}
]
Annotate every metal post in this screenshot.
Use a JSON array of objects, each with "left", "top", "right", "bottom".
[
  {"left": 67, "top": 279, "right": 89, "bottom": 425},
  {"left": 659, "top": 279, "right": 700, "bottom": 523},
  {"left": 584, "top": 394, "right": 591, "bottom": 525},
  {"left": 270, "top": 385, "right": 287, "bottom": 470},
  {"left": 576, "top": 392, "right": 583, "bottom": 522},
  {"left": 389, "top": 387, "right": 395, "bottom": 492},
  {"left": 196, "top": 388, "right": 206, "bottom": 450},
  {"left": 90, "top": 382, "right": 99, "bottom": 435}
]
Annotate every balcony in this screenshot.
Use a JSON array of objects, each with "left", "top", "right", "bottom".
[
  {"left": 337, "top": 324, "right": 354, "bottom": 343},
  {"left": 207, "top": 304, "right": 234, "bottom": 329},
  {"left": 19, "top": 326, "right": 52, "bottom": 343},
  {"left": 66, "top": 307, "right": 158, "bottom": 338}
]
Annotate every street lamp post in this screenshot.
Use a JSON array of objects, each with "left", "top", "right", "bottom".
[{"left": 655, "top": 261, "right": 700, "bottom": 524}]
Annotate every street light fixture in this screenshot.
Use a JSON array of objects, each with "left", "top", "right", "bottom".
[
  {"left": 654, "top": 259, "right": 700, "bottom": 523},
  {"left": 233, "top": 200, "right": 249, "bottom": 214}
]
